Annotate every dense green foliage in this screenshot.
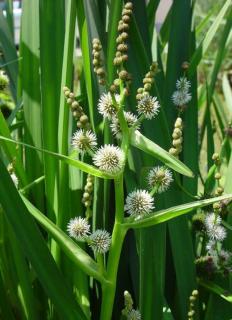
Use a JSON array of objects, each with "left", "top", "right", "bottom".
[{"left": 0, "top": 1, "right": 232, "bottom": 319}]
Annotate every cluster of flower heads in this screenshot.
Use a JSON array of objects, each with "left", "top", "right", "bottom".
[
  {"left": 121, "top": 291, "right": 142, "bottom": 320},
  {"left": 193, "top": 152, "right": 232, "bottom": 278},
  {"left": 124, "top": 166, "right": 173, "bottom": 218},
  {"left": 172, "top": 77, "right": 192, "bottom": 108},
  {"left": 67, "top": 217, "right": 111, "bottom": 254},
  {"left": 98, "top": 84, "right": 160, "bottom": 142},
  {"left": 202, "top": 212, "right": 232, "bottom": 275}
]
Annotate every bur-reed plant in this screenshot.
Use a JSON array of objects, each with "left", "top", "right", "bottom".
[{"left": 1, "top": 0, "right": 232, "bottom": 319}]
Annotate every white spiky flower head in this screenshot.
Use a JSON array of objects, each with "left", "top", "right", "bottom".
[
  {"left": 67, "top": 217, "right": 90, "bottom": 240},
  {"left": 208, "top": 225, "right": 227, "bottom": 242},
  {"left": 125, "top": 189, "right": 154, "bottom": 217},
  {"left": 147, "top": 166, "right": 173, "bottom": 193},
  {"left": 110, "top": 111, "right": 139, "bottom": 139},
  {"left": 89, "top": 229, "right": 111, "bottom": 254},
  {"left": 10, "top": 173, "right": 18, "bottom": 188},
  {"left": 172, "top": 76, "right": 192, "bottom": 106},
  {"left": 172, "top": 90, "right": 192, "bottom": 106},
  {"left": 176, "top": 77, "right": 191, "bottom": 91},
  {"left": 137, "top": 94, "right": 160, "bottom": 119},
  {"left": 72, "top": 129, "right": 97, "bottom": 152},
  {"left": 93, "top": 144, "right": 125, "bottom": 174},
  {"left": 128, "top": 309, "right": 142, "bottom": 320},
  {"left": 98, "top": 92, "right": 120, "bottom": 119},
  {"left": 205, "top": 213, "right": 226, "bottom": 242},
  {"left": 205, "top": 213, "right": 221, "bottom": 230}
]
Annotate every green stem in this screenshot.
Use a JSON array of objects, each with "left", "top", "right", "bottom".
[
  {"left": 100, "top": 223, "right": 127, "bottom": 320},
  {"left": 114, "top": 175, "right": 124, "bottom": 223},
  {"left": 100, "top": 174, "right": 127, "bottom": 319},
  {"left": 19, "top": 175, "right": 45, "bottom": 194}
]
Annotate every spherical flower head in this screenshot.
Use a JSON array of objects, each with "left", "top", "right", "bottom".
[
  {"left": 205, "top": 213, "right": 221, "bottom": 230},
  {"left": 147, "top": 166, "right": 173, "bottom": 193},
  {"left": 137, "top": 94, "right": 160, "bottom": 119},
  {"left": 93, "top": 144, "right": 125, "bottom": 174},
  {"left": 125, "top": 189, "right": 154, "bottom": 217},
  {"left": 11, "top": 173, "right": 18, "bottom": 188},
  {"left": 72, "top": 129, "right": 97, "bottom": 152},
  {"left": 172, "top": 90, "right": 192, "bottom": 106},
  {"left": 110, "top": 111, "right": 139, "bottom": 139},
  {"left": 176, "top": 77, "right": 191, "bottom": 91},
  {"left": 128, "top": 309, "right": 141, "bottom": 320},
  {"left": 98, "top": 92, "right": 120, "bottom": 119},
  {"left": 67, "top": 217, "right": 90, "bottom": 240},
  {"left": 89, "top": 229, "right": 111, "bottom": 254},
  {"left": 208, "top": 225, "right": 227, "bottom": 242},
  {"left": 0, "top": 71, "right": 9, "bottom": 90}
]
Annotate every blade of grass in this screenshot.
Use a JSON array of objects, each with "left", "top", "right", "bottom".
[
  {"left": 22, "top": 195, "right": 106, "bottom": 284},
  {"left": 130, "top": 130, "right": 193, "bottom": 177},
  {"left": 188, "top": 0, "right": 232, "bottom": 77},
  {"left": 39, "top": 0, "right": 65, "bottom": 261},
  {"left": 20, "top": 0, "right": 44, "bottom": 210},
  {"left": 0, "top": 135, "right": 116, "bottom": 179},
  {"left": 124, "top": 194, "right": 232, "bottom": 229}
]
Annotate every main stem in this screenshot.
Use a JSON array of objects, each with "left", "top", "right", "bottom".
[
  {"left": 100, "top": 176, "right": 127, "bottom": 320},
  {"left": 100, "top": 223, "right": 127, "bottom": 320}
]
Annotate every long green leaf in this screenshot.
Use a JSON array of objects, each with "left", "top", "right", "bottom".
[
  {"left": 124, "top": 194, "right": 232, "bottom": 229},
  {"left": 0, "top": 136, "right": 116, "bottom": 179},
  {"left": 130, "top": 130, "right": 193, "bottom": 177},
  {"left": 22, "top": 196, "right": 106, "bottom": 285},
  {"left": 0, "top": 158, "right": 86, "bottom": 320}
]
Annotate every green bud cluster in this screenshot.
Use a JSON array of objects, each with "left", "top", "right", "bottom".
[
  {"left": 169, "top": 117, "right": 183, "bottom": 157},
  {"left": 187, "top": 289, "right": 199, "bottom": 320},
  {"left": 0, "top": 70, "right": 9, "bottom": 90},
  {"left": 82, "top": 174, "right": 94, "bottom": 208},
  {"left": 113, "top": 2, "right": 133, "bottom": 67},
  {"left": 92, "top": 38, "right": 106, "bottom": 85},
  {"left": 212, "top": 153, "right": 224, "bottom": 197},
  {"left": 63, "top": 86, "right": 90, "bottom": 130},
  {"left": 136, "top": 62, "right": 158, "bottom": 100}
]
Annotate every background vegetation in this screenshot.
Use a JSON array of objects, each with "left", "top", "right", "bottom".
[{"left": 1, "top": 0, "right": 232, "bottom": 319}]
